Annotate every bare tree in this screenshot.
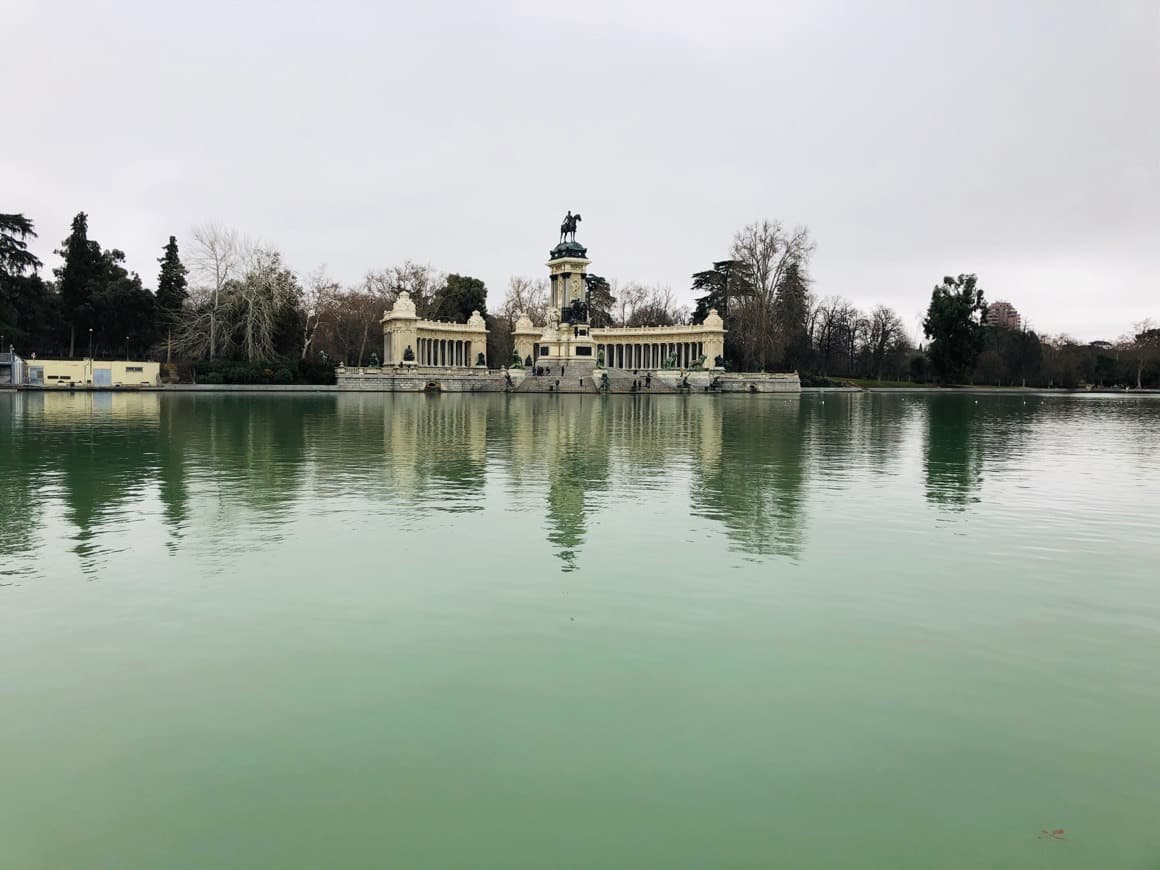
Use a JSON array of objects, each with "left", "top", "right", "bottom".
[
  {"left": 625, "top": 284, "right": 683, "bottom": 327},
  {"left": 188, "top": 224, "right": 251, "bottom": 360},
  {"left": 231, "top": 248, "right": 299, "bottom": 364},
  {"left": 176, "top": 246, "right": 299, "bottom": 364},
  {"left": 299, "top": 268, "right": 339, "bottom": 359},
  {"left": 487, "top": 276, "right": 548, "bottom": 364},
  {"left": 363, "top": 261, "right": 446, "bottom": 318},
  {"left": 1126, "top": 318, "right": 1160, "bottom": 389},
  {"left": 614, "top": 281, "right": 648, "bottom": 327},
  {"left": 813, "top": 296, "right": 861, "bottom": 377},
  {"left": 866, "top": 305, "right": 907, "bottom": 380},
  {"left": 316, "top": 290, "right": 384, "bottom": 366},
  {"left": 502, "top": 276, "right": 548, "bottom": 324},
  {"left": 729, "top": 220, "right": 815, "bottom": 370}
]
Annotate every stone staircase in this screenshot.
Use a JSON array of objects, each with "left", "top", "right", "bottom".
[
  {"left": 601, "top": 369, "right": 682, "bottom": 394},
  {"left": 514, "top": 367, "right": 600, "bottom": 394},
  {"left": 508, "top": 365, "right": 716, "bottom": 395}
]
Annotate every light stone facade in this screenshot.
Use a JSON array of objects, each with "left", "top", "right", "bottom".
[
  {"left": 378, "top": 223, "right": 728, "bottom": 377},
  {"left": 381, "top": 290, "right": 489, "bottom": 368},
  {"left": 511, "top": 249, "right": 726, "bottom": 371}
]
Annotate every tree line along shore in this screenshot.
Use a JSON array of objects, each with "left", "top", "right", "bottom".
[{"left": 2, "top": 212, "right": 1157, "bottom": 389}]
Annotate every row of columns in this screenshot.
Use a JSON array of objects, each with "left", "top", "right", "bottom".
[
  {"left": 416, "top": 337, "right": 475, "bottom": 368},
  {"left": 597, "top": 341, "right": 705, "bottom": 370}
]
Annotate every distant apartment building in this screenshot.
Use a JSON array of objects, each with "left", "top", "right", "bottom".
[{"left": 986, "top": 301, "right": 1022, "bottom": 330}]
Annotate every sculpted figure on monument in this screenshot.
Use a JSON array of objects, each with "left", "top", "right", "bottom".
[
  {"left": 403, "top": 345, "right": 415, "bottom": 362},
  {"left": 563, "top": 298, "right": 588, "bottom": 324},
  {"left": 559, "top": 210, "right": 582, "bottom": 243}
]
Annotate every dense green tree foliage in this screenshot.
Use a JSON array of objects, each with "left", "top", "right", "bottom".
[
  {"left": 585, "top": 274, "right": 615, "bottom": 328},
  {"left": 923, "top": 274, "right": 987, "bottom": 383},
  {"left": 691, "top": 260, "right": 737, "bottom": 321},
  {"left": 1, "top": 214, "right": 58, "bottom": 352},
  {"left": 0, "top": 213, "right": 42, "bottom": 276},
  {"left": 42, "top": 212, "right": 157, "bottom": 357},
  {"left": 54, "top": 213, "right": 104, "bottom": 347},
  {"left": 155, "top": 235, "right": 188, "bottom": 328},
  {"left": 90, "top": 248, "right": 157, "bottom": 358},
  {"left": 772, "top": 261, "right": 811, "bottom": 372},
  {"left": 431, "top": 273, "right": 487, "bottom": 321}
]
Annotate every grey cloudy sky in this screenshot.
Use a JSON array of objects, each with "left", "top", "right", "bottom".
[{"left": 7, "top": 0, "right": 1158, "bottom": 340}]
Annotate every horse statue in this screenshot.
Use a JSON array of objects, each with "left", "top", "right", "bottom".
[{"left": 559, "top": 210, "right": 582, "bottom": 243}]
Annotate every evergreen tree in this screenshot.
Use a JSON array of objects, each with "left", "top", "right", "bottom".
[
  {"left": 772, "top": 261, "right": 811, "bottom": 371},
  {"left": 155, "top": 235, "right": 188, "bottom": 327},
  {"left": 431, "top": 274, "right": 487, "bottom": 321},
  {"left": 91, "top": 248, "right": 156, "bottom": 358},
  {"left": 922, "top": 274, "right": 987, "bottom": 383},
  {"left": 54, "top": 212, "right": 104, "bottom": 351},
  {"left": 0, "top": 213, "right": 43, "bottom": 277},
  {"left": 584, "top": 274, "right": 615, "bottom": 327},
  {"left": 691, "top": 260, "right": 738, "bottom": 322},
  {"left": 1, "top": 213, "right": 61, "bottom": 354}
]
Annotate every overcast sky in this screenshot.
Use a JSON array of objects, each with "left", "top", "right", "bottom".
[{"left": 6, "top": 0, "right": 1158, "bottom": 341}]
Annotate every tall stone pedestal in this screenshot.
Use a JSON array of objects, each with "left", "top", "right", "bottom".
[{"left": 535, "top": 240, "right": 598, "bottom": 370}]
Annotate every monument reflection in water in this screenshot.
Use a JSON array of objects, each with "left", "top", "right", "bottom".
[
  {"left": 2, "top": 392, "right": 813, "bottom": 574},
  {"left": 7, "top": 390, "right": 1159, "bottom": 578}
]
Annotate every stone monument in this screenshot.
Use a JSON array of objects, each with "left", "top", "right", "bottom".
[{"left": 535, "top": 210, "right": 598, "bottom": 371}]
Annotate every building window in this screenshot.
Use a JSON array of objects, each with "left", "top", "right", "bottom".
[
  {"left": 575, "top": 346, "right": 593, "bottom": 356},
  {"left": 540, "top": 346, "right": 549, "bottom": 356},
  {"left": 126, "top": 366, "right": 143, "bottom": 373}
]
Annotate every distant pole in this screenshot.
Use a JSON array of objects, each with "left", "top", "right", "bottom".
[
  {"left": 167, "top": 328, "right": 172, "bottom": 364},
  {"left": 88, "top": 328, "right": 93, "bottom": 359},
  {"left": 125, "top": 335, "right": 129, "bottom": 362}
]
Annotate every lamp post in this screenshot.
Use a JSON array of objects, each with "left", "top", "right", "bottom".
[
  {"left": 88, "top": 328, "right": 93, "bottom": 359},
  {"left": 125, "top": 335, "right": 129, "bottom": 362}
]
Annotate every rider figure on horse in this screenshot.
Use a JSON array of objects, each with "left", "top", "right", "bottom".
[{"left": 559, "top": 210, "right": 582, "bottom": 243}]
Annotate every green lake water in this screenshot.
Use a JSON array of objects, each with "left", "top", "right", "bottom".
[{"left": 1, "top": 390, "right": 1158, "bottom": 869}]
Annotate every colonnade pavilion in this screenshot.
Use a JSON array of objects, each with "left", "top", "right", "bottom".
[{"left": 380, "top": 215, "right": 726, "bottom": 371}]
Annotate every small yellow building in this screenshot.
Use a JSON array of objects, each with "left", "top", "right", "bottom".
[{"left": 24, "top": 358, "right": 160, "bottom": 388}]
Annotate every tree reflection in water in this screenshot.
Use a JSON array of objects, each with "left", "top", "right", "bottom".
[{"left": 1, "top": 392, "right": 822, "bottom": 574}]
